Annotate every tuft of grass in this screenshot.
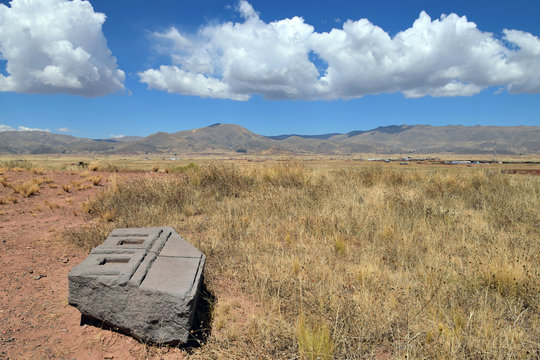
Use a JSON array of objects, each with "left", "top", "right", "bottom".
[
  {"left": 88, "top": 175, "right": 103, "bottom": 186},
  {"left": 43, "top": 200, "right": 60, "bottom": 210},
  {"left": 1, "top": 176, "right": 8, "bottom": 187},
  {"left": 62, "top": 163, "right": 540, "bottom": 358},
  {"left": 32, "top": 177, "right": 53, "bottom": 185},
  {"left": 30, "top": 167, "right": 46, "bottom": 175},
  {"left": 0, "top": 197, "right": 18, "bottom": 205},
  {"left": 88, "top": 160, "right": 120, "bottom": 172},
  {"left": 333, "top": 235, "right": 346, "bottom": 254},
  {"left": 89, "top": 162, "right": 99, "bottom": 171},
  {"left": 151, "top": 165, "right": 159, "bottom": 172},
  {"left": 62, "top": 184, "right": 72, "bottom": 193},
  {"left": 297, "top": 314, "right": 335, "bottom": 360},
  {"left": 11, "top": 180, "right": 40, "bottom": 197},
  {"left": 168, "top": 162, "right": 199, "bottom": 173}
]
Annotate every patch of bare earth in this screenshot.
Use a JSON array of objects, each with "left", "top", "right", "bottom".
[{"left": 0, "top": 170, "right": 183, "bottom": 360}]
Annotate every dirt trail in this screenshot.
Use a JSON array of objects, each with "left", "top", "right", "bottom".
[{"left": 0, "top": 171, "right": 183, "bottom": 360}]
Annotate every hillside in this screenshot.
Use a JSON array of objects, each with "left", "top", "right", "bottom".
[{"left": 0, "top": 124, "right": 538, "bottom": 155}]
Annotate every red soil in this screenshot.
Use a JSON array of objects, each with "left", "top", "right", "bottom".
[{"left": 0, "top": 170, "right": 184, "bottom": 360}]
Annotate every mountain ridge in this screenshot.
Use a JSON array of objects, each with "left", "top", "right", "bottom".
[{"left": 0, "top": 123, "right": 538, "bottom": 155}]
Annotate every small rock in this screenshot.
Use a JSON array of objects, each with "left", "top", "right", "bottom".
[
  {"left": 29, "top": 269, "right": 33, "bottom": 274},
  {"left": 103, "top": 354, "right": 114, "bottom": 359},
  {"left": 33, "top": 275, "right": 46, "bottom": 280},
  {"left": 63, "top": 258, "right": 69, "bottom": 263},
  {"left": 61, "top": 329, "right": 68, "bottom": 333}
]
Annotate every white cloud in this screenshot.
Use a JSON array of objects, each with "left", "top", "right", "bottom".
[
  {"left": 18, "top": 126, "right": 51, "bottom": 132},
  {"left": 109, "top": 134, "right": 125, "bottom": 139},
  {"left": 0, "top": 124, "right": 50, "bottom": 132},
  {"left": 139, "top": 1, "right": 540, "bottom": 100},
  {"left": 56, "top": 127, "right": 76, "bottom": 132},
  {"left": 0, "top": 0, "right": 125, "bottom": 97}
]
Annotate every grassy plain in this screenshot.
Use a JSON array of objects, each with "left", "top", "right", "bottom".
[{"left": 2, "top": 156, "right": 539, "bottom": 359}]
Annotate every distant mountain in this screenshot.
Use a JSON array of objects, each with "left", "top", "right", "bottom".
[
  {"left": 267, "top": 133, "right": 341, "bottom": 140},
  {"left": 0, "top": 131, "right": 115, "bottom": 154},
  {"left": 105, "top": 136, "right": 143, "bottom": 143},
  {"left": 0, "top": 124, "right": 538, "bottom": 155}
]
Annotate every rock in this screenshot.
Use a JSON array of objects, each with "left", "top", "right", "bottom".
[
  {"left": 68, "top": 227, "right": 205, "bottom": 344},
  {"left": 33, "top": 275, "right": 45, "bottom": 280}
]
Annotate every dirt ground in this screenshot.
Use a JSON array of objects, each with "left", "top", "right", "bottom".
[{"left": 0, "top": 170, "right": 184, "bottom": 360}]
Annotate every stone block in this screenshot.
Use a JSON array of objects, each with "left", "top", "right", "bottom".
[{"left": 68, "top": 227, "right": 205, "bottom": 344}]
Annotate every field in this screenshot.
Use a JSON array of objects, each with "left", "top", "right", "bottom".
[{"left": 1, "top": 157, "right": 539, "bottom": 359}]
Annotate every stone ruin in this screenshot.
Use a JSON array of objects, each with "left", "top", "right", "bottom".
[{"left": 68, "top": 227, "right": 206, "bottom": 344}]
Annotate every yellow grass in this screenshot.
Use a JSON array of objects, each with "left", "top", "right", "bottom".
[
  {"left": 30, "top": 167, "right": 46, "bottom": 175},
  {"left": 0, "top": 196, "right": 18, "bottom": 204},
  {"left": 63, "top": 162, "right": 539, "bottom": 358},
  {"left": 11, "top": 180, "right": 40, "bottom": 197},
  {"left": 88, "top": 175, "right": 103, "bottom": 186}
]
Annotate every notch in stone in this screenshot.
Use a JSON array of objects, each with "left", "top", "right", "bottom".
[
  {"left": 117, "top": 239, "right": 145, "bottom": 246},
  {"left": 99, "top": 257, "right": 131, "bottom": 265}
]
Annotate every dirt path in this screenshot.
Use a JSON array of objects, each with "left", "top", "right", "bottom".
[{"left": 0, "top": 170, "right": 183, "bottom": 360}]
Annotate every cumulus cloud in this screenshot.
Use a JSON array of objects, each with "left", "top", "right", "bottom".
[
  {"left": 139, "top": 0, "right": 540, "bottom": 100},
  {"left": 109, "top": 134, "right": 125, "bottom": 139},
  {"left": 0, "top": 124, "right": 50, "bottom": 132},
  {"left": 0, "top": 0, "right": 125, "bottom": 96}
]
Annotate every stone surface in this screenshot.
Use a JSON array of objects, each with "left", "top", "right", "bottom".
[{"left": 68, "top": 227, "right": 205, "bottom": 344}]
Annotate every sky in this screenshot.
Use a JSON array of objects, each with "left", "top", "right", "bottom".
[{"left": 0, "top": 0, "right": 539, "bottom": 139}]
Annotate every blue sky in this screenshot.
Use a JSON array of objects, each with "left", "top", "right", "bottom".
[{"left": 0, "top": 0, "right": 539, "bottom": 139}]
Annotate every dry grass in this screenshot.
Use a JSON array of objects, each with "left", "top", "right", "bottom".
[
  {"left": 0, "top": 196, "right": 18, "bottom": 205},
  {"left": 11, "top": 179, "right": 41, "bottom": 197},
  {"left": 89, "top": 162, "right": 99, "bottom": 171},
  {"left": 33, "top": 176, "right": 53, "bottom": 185},
  {"left": 0, "top": 159, "right": 34, "bottom": 171},
  {"left": 65, "top": 163, "right": 539, "bottom": 358},
  {"left": 88, "top": 175, "right": 103, "bottom": 186},
  {"left": 30, "top": 167, "right": 46, "bottom": 175},
  {"left": 75, "top": 182, "right": 92, "bottom": 191},
  {"left": 43, "top": 200, "right": 61, "bottom": 210},
  {"left": 89, "top": 160, "right": 121, "bottom": 172}
]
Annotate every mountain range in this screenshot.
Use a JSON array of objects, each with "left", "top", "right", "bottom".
[{"left": 0, "top": 124, "right": 538, "bottom": 155}]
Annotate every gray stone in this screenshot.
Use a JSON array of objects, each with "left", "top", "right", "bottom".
[{"left": 68, "top": 227, "right": 205, "bottom": 344}]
